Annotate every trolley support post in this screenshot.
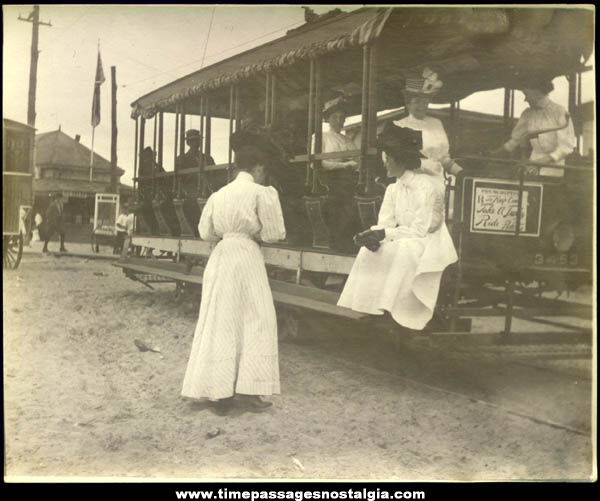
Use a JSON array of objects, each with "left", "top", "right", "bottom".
[
  {"left": 133, "top": 117, "right": 139, "bottom": 196},
  {"left": 158, "top": 112, "right": 164, "bottom": 170},
  {"left": 227, "top": 85, "right": 235, "bottom": 182},
  {"left": 173, "top": 108, "right": 179, "bottom": 193},
  {"left": 198, "top": 95, "right": 205, "bottom": 195},
  {"left": 312, "top": 58, "right": 323, "bottom": 194},
  {"left": 270, "top": 72, "right": 277, "bottom": 126},
  {"left": 358, "top": 44, "right": 370, "bottom": 189},
  {"left": 366, "top": 41, "right": 378, "bottom": 194},
  {"left": 305, "top": 58, "right": 315, "bottom": 190}
]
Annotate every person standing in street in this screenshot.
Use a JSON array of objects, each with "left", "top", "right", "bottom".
[
  {"left": 42, "top": 192, "right": 68, "bottom": 254},
  {"left": 181, "top": 129, "right": 287, "bottom": 415}
]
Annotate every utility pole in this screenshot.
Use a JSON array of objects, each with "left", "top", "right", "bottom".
[
  {"left": 110, "top": 66, "right": 118, "bottom": 194},
  {"left": 18, "top": 5, "right": 52, "bottom": 128}
]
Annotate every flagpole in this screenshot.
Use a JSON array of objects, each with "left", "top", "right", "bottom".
[
  {"left": 90, "top": 39, "right": 101, "bottom": 182},
  {"left": 90, "top": 125, "right": 95, "bottom": 181}
]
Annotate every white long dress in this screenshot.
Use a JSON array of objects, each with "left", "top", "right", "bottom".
[
  {"left": 394, "top": 114, "right": 450, "bottom": 191},
  {"left": 337, "top": 170, "right": 458, "bottom": 330},
  {"left": 181, "top": 171, "right": 286, "bottom": 400},
  {"left": 504, "top": 96, "right": 576, "bottom": 176}
]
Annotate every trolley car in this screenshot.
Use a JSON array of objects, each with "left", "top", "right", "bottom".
[
  {"left": 117, "top": 6, "right": 594, "bottom": 342},
  {"left": 3, "top": 118, "right": 35, "bottom": 269}
]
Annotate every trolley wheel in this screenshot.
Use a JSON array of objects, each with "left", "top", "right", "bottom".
[{"left": 3, "top": 234, "right": 24, "bottom": 270}]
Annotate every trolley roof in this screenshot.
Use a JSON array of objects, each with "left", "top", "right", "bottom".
[{"left": 131, "top": 6, "right": 593, "bottom": 119}]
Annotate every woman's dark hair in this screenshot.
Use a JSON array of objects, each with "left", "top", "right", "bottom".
[
  {"left": 521, "top": 78, "right": 554, "bottom": 95},
  {"left": 382, "top": 147, "right": 421, "bottom": 170},
  {"left": 377, "top": 122, "right": 424, "bottom": 170},
  {"left": 235, "top": 145, "right": 273, "bottom": 172}
]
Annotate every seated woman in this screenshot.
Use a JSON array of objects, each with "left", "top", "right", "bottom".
[{"left": 337, "top": 122, "right": 458, "bottom": 330}]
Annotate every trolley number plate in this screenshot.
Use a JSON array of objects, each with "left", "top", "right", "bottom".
[{"left": 533, "top": 253, "right": 578, "bottom": 267}]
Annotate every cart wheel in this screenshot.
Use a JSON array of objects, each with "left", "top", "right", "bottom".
[{"left": 3, "top": 234, "right": 23, "bottom": 270}]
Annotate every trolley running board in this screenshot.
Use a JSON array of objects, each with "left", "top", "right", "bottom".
[{"left": 114, "top": 258, "right": 366, "bottom": 320}]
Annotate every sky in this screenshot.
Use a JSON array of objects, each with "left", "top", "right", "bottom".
[{"left": 3, "top": 5, "right": 595, "bottom": 186}]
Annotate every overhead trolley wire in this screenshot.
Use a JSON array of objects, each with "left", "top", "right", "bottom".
[{"left": 122, "top": 19, "right": 304, "bottom": 89}]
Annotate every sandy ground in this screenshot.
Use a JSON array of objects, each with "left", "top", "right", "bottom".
[{"left": 3, "top": 251, "right": 595, "bottom": 481}]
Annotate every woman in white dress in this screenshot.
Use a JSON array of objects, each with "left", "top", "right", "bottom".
[
  {"left": 181, "top": 130, "right": 286, "bottom": 415},
  {"left": 394, "top": 68, "right": 463, "bottom": 191},
  {"left": 337, "top": 122, "right": 458, "bottom": 330},
  {"left": 496, "top": 79, "right": 575, "bottom": 177}
]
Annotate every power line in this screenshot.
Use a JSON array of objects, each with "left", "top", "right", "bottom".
[
  {"left": 122, "top": 19, "right": 303, "bottom": 89},
  {"left": 199, "top": 6, "right": 216, "bottom": 70}
]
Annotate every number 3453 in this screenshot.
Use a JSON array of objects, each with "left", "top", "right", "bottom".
[{"left": 534, "top": 253, "right": 578, "bottom": 266}]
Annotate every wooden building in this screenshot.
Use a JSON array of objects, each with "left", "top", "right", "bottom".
[{"left": 33, "top": 128, "right": 132, "bottom": 225}]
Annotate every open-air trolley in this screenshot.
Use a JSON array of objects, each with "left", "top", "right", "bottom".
[
  {"left": 117, "top": 6, "right": 594, "bottom": 344},
  {"left": 3, "top": 118, "right": 35, "bottom": 270}
]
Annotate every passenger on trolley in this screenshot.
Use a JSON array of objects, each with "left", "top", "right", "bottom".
[
  {"left": 493, "top": 78, "right": 576, "bottom": 177},
  {"left": 312, "top": 96, "right": 362, "bottom": 251},
  {"left": 337, "top": 122, "right": 458, "bottom": 330},
  {"left": 394, "top": 68, "right": 463, "bottom": 192},
  {"left": 181, "top": 129, "right": 286, "bottom": 415},
  {"left": 175, "top": 129, "right": 216, "bottom": 196}
]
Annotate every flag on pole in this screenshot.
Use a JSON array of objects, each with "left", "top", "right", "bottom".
[{"left": 91, "top": 50, "right": 105, "bottom": 127}]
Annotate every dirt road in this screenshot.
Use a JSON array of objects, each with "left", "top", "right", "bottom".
[{"left": 3, "top": 254, "right": 594, "bottom": 480}]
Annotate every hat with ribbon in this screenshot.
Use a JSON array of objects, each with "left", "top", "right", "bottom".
[
  {"left": 404, "top": 67, "right": 444, "bottom": 97},
  {"left": 322, "top": 96, "right": 348, "bottom": 119}
]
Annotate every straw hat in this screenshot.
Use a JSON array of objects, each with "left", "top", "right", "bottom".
[{"left": 403, "top": 67, "right": 443, "bottom": 97}]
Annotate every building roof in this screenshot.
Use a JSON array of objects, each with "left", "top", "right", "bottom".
[{"left": 35, "top": 129, "right": 124, "bottom": 176}]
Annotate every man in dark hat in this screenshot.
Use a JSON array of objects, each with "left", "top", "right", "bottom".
[
  {"left": 42, "top": 192, "right": 67, "bottom": 253},
  {"left": 175, "top": 129, "right": 216, "bottom": 196}
]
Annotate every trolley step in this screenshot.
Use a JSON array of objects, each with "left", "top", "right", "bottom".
[{"left": 114, "top": 258, "right": 366, "bottom": 320}]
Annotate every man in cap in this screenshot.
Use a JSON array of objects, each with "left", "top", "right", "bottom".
[
  {"left": 175, "top": 129, "right": 216, "bottom": 196},
  {"left": 42, "top": 192, "right": 67, "bottom": 253}
]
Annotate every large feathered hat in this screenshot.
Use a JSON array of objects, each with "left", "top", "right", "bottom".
[
  {"left": 377, "top": 122, "right": 425, "bottom": 169},
  {"left": 403, "top": 67, "right": 444, "bottom": 97}
]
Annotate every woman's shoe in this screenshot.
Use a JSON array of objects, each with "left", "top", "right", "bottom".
[
  {"left": 211, "top": 397, "right": 234, "bottom": 416},
  {"left": 242, "top": 395, "right": 273, "bottom": 412}
]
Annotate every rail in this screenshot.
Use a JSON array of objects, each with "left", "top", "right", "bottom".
[{"left": 454, "top": 155, "right": 594, "bottom": 173}]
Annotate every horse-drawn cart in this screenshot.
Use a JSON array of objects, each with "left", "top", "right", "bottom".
[{"left": 3, "top": 118, "right": 35, "bottom": 269}]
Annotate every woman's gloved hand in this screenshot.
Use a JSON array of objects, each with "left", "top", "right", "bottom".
[{"left": 353, "top": 229, "right": 385, "bottom": 252}]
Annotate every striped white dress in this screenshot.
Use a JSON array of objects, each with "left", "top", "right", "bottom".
[{"left": 181, "top": 171, "right": 286, "bottom": 400}]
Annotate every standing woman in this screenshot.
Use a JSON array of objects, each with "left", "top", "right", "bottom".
[
  {"left": 337, "top": 123, "right": 458, "bottom": 330},
  {"left": 394, "top": 68, "right": 463, "bottom": 191},
  {"left": 182, "top": 129, "right": 287, "bottom": 414}
]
